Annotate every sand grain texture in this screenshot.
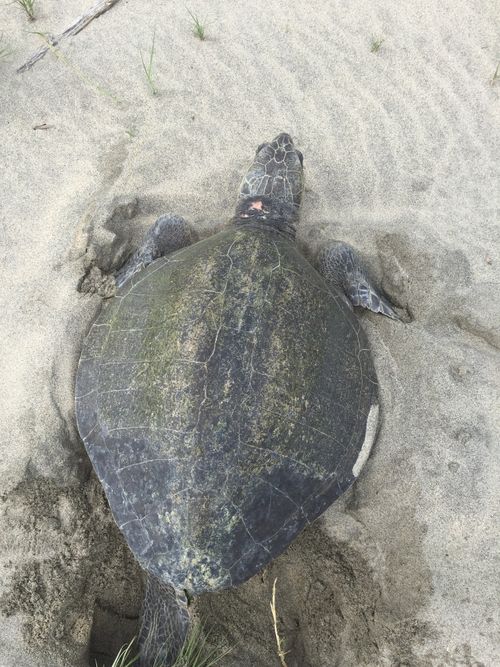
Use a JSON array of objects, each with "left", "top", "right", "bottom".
[{"left": 0, "top": 0, "right": 498, "bottom": 665}]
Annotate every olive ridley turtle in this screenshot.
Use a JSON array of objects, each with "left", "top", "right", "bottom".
[{"left": 75, "top": 132, "right": 399, "bottom": 666}]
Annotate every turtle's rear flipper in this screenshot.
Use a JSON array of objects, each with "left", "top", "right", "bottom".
[
  {"left": 317, "top": 242, "right": 401, "bottom": 320},
  {"left": 138, "top": 573, "right": 190, "bottom": 667},
  {"left": 115, "top": 214, "right": 198, "bottom": 288}
]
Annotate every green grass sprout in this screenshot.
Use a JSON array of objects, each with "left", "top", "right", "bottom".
[
  {"left": 168, "top": 623, "right": 231, "bottom": 666},
  {"left": 370, "top": 36, "right": 385, "bottom": 53},
  {"left": 125, "top": 127, "right": 138, "bottom": 139},
  {"left": 103, "top": 623, "right": 230, "bottom": 667},
  {"left": 0, "top": 33, "right": 12, "bottom": 60},
  {"left": 140, "top": 28, "right": 158, "bottom": 95},
  {"left": 14, "top": 0, "right": 36, "bottom": 21},
  {"left": 96, "top": 636, "right": 138, "bottom": 667},
  {"left": 491, "top": 62, "right": 500, "bottom": 86},
  {"left": 187, "top": 9, "right": 206, "bottom": 41}
]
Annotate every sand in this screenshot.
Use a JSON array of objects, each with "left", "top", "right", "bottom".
[{"left": 0, "top": 0, "right": 498, "bottom": 665}]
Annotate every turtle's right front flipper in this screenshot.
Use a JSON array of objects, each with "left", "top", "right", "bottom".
[
  {"left": 138, "top": 573, "right": 190, "bottom": 667},
  {"left": 317, "top": 242, "right": 400, "bottom": 320},
  {"left": 115, "top": 214, "right": 198, "bottom": 288}
]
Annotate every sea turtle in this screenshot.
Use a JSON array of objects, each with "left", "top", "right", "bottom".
[{"left": 75, "top": 133, "right": 399, "bottom": 666}]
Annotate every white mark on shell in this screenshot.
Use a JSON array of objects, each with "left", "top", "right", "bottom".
[{"left": 352, "top": 403, "right": 379, "bottom": 477}]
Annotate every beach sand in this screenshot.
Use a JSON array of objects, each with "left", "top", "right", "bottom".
[{"left": 0, "top": 0, "right": 498, "bottom": 664}]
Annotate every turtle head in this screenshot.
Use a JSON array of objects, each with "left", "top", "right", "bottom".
[{"left": 235, "top": 133, "right": 304, "bottom": 236}]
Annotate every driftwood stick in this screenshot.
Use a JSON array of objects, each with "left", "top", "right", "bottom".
[{"left": 17, "top": 0, "right": 121, "bottom": 73}]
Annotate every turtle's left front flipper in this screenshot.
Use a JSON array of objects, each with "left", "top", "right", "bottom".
[
  {"left": 317, "top": 242, "right": 400, "bottom": 320},
  {"left": 115, "top": 214, "right": 198, "bottom": 288}
]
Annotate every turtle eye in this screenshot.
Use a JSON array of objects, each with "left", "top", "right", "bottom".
[
  {"left": 256, "top": 142, "right": 268, "bottom": 153},
  {"left": 296, "top": 150, "right": 304, "bottom": 166}
]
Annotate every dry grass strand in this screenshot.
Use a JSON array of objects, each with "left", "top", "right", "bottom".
[{"left": 270, "top": 578, "right": 289, "bottom": 667}]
